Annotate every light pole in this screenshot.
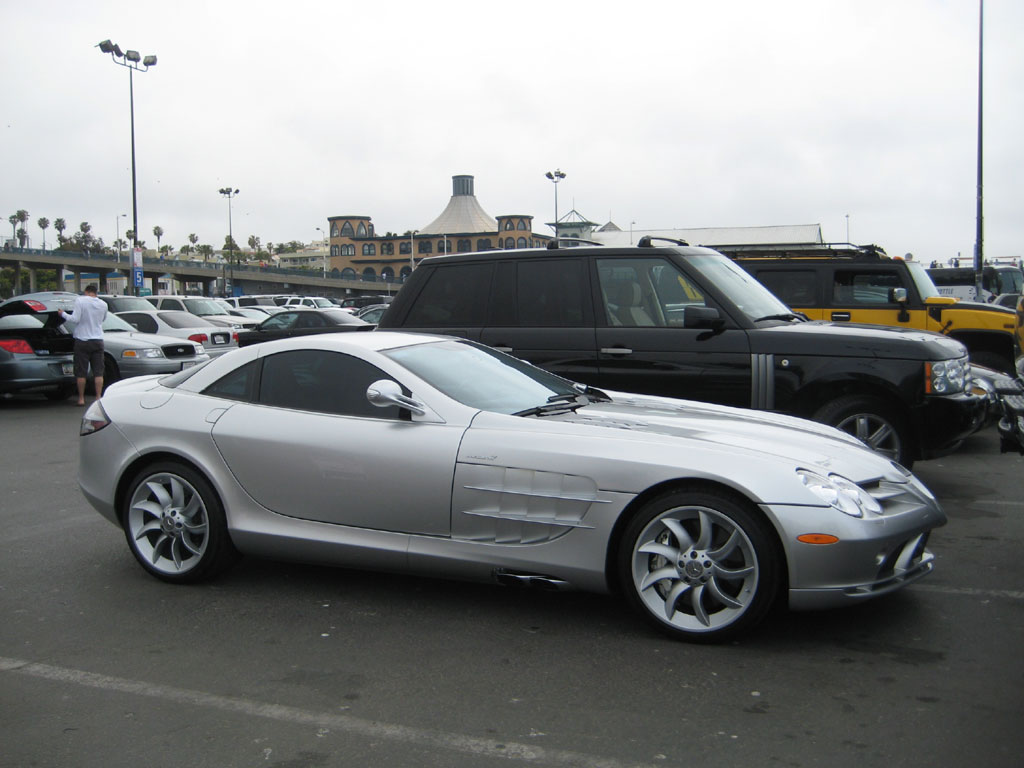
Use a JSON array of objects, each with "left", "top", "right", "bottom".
[
  {"left": 630, "top": 220, "right": 636, "bottom": 245},
  {"left": 409, "top": 230, "right": 418, "bottom": 272},
  {"left": 219, "top": 188, "right": 239, "bottom": 294},
  {"left": 544, "top": 169, "right": 566, "bottom": 243},
  {"left": 316, "top": 226, "right": 326, "bottom": 278},
  {"left": 97, "top": 40, "right": 157, "bottom": 296}
]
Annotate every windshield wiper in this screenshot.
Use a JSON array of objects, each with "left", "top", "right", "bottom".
[
  {"left": 754, "top": 312, "right": 806, "bottom": 323},
  {"left": 513, "top": 392, "right": 590, "bottom": 417}
]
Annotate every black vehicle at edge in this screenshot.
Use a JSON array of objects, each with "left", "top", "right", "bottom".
[{"left": 378, "top": 238, "right": 986, "bottom": 467}]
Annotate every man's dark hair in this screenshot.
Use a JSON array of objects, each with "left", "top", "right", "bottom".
[{"left": 84, "top": 284, "right": 98, "bottom": 294}]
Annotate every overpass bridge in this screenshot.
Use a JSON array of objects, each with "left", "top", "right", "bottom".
[{"left": 0, "top": 247, "right": 399, "bottom": 300}]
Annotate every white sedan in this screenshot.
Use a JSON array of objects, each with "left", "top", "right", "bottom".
[
  {"left": 78, "top": 332, "right": 945, "bottom": 642},
  {"left": 116, "top": 309, "right": 239, "bottom": 358}
]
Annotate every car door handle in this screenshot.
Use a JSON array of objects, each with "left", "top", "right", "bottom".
[
  {"left": 600, "top": 347, "right": 634, "bottom": 356},
  {"left": 831, "top": 312, "right": 851, "bottom": 321}
]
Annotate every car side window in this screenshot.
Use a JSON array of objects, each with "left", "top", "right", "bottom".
[
  {"left": 162, "top": 299, "right": 185, "bottom": 311},
  {"left": 755, "top": 269, "right": 818, "bottom": 306},
  {"left": 258, "top": 350, "right": 403, "bottom": 419},
  {"left": 204, "top": 359, "right": 259, "bottom": 402},
  {"left": 262, "top": 313, "right": 297, "bottom": 330},
  {"left": 514, "top": 259, "right": 586, "bottom": 327},
  {"left": 597, "top": 258, "right": 705, "bottom": 327},
  {"left": 402, "top": 263, "right": 493, "bottom": 326},
  {"left": 122, "top": 313, "right": 157, "bottom": 333},
  {"left": 834, "top": 270, "right": 903, "bottom": 305}
]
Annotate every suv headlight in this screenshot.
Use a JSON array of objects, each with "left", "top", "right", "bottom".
[
  {"left": 797, "top": 469, "right": 882, "bottom": 518},
  {"left": 927, "top": 356, "right": 969, "bottom": 394}
]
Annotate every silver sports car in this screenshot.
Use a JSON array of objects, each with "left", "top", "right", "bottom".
[{"left": 78, "top": 332, "right": 945, "bottom": 642}]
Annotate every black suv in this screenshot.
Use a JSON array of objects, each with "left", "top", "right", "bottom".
[
  {"left": 723, "top": 243, "right": 1017, "bottom": 373},
  {"left": 379, "top": 239, "right": 986, "bottom": 467}
]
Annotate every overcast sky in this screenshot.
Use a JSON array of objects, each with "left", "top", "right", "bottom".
[{"left": 3, "top": 0, "right": 1021, "bottom": 262}]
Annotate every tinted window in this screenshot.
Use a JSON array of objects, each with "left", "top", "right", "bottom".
[
  {"left": 515, "top": 259, "right": 587, "bottom": 327},
  {"left": 833, "top": 270, "right": 902, "bottom": 305},
  {"left": 258, "top": 350, "right": 401, "bottom": 418},
  {"left": 121, "top": 312, "right": 158, "bottom": 333},
  {"left": 205, "top": 359, "right": 259, "bottom": 401},
  {"left": 402, "top": 263, "right": 493, "bottom": 326},
  {"left": 754, "top": 269, "right": 818, "bottom": 306}
]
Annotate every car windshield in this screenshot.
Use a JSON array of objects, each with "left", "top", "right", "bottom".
[
  {"left": 159, "top": 311, "right": 213, "bottom": 329},
  {"left": 99, "top": 314, "right": 138, "bottom": 333},
  {"left": 183, "top": 298, "right": 231, "bottom": 316},
  {"left": 687, "top": 251, "right": 793, "bottom": 321},
  {"left": 383, "top": 339, "right": 579, "bottom": 414},
  {"left": 109, "top": 297, "right": 157, "bottom": 311},
  {"left": 905, "top": 261, "right": 941, "bottom": 300}
]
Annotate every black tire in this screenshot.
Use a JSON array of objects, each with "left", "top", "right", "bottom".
[
  {"left": 618, "top": 488, "right": 780, "bottom": 643},
  {"left": 813, "top": 394, "right": 912, "bottom": 467},
  {"left": 103, "top": 355, "right": 120, "bottom": 386},
  {"left": 121, "top": 461, "right": 239, "bottom": 583},
  {"left": 970, "top": 350, "right": 1013, "bottom": 375}
]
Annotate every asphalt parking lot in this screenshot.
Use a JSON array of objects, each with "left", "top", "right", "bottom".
[{"left": 1, "top": 394, "right": 1022, "bottom": 768}]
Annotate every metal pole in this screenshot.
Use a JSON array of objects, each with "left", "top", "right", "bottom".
[
  {"left": 129, "top": 66, "right": 139, "bottom": 295},
  {"left": 974, "top": 0, "right": 984, "bottom": 300}
]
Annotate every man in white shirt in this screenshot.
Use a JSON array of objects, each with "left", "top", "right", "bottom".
[{"left": 59, "top": 284, "right": 109, "bottom": 405}]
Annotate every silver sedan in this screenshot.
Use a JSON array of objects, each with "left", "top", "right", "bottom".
[
  {"left": 116, "top": 309, "right": 239, "bottom": 358},
  {"left": 78, "top": 332, "right": 945, "bottom": 642}
]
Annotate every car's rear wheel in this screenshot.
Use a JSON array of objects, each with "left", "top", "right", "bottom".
[
  {"left": 813, "top": 395, "right": 912, "bottom": 467},
  {"left": 618, "top": 489, "right": 779, "bottom": 643},
  {"left": 121, "top": 461, "right": 238, "bottom": 583}
]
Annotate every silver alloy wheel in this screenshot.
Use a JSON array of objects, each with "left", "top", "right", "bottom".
[
  {"left": 630, "top": 505, "right": 759, "bottom": 634},
  {"left": 127, "top": 471, "right": 210, "bottom": 575},
  {"left": 834, "top": 412, "right": 900, "bottom": 461}
]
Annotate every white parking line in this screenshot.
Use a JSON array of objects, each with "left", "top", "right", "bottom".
[
  {"left": 914, "top": 584, "right": 1024, "bottom": 600},
  {"left": 0, "top": 656, "right": 660, "bottom": 768}
]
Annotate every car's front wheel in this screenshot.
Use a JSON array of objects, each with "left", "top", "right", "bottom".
[
  {"left": 618, "top": 488, "right": 780, "bottom": 643},
  {"left": 122, "top": 461, "right": 238, "bottom": 583},
  {"left": 813, "top": 395, "right": 912, "bottom": 467}
]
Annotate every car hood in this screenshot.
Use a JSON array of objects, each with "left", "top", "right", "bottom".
[
  {"left": 752, "top": 320, "right": 967, "bottom": 360},
  {"left": 102, "top": 330, "right": 201, "bottom": 349},
  {"left": 545, "top": 391, "right": 895, "bottom": 476}
]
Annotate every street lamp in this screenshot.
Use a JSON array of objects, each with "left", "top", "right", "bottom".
[
  {"left": 97, "top": 39, "right": 157, "bottom": 295},
  {"left": 219, "top": 187, "right": 239, "bottom": 294},
  {"left": 316, "top": 226, "right": 326, "bottom": 278},
  {"left": 544, "top": 169, "right": 566, "bottom": 243}
]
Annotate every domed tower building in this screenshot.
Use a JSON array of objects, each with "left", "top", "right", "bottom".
[{"left": 326, "top": 175, "right": 551, "bottom": 283}]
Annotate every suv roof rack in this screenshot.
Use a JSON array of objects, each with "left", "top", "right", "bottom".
[
  {"left": 716, "top": 242, "right": 888, "bottom": 261},
  {"left": 546, "top": 238, "right": 604, "bottom": 249},
  {"left": 637, "top": 235, "right": 690, "bottom": 248}
]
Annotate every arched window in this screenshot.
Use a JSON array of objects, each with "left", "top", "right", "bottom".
[
  {"left": 341, "top": 244, "right": 355, "bottom": 256},
  {"left": 341, "top": 267, "right": 357, "bottom": 280},
  {"left": 437, "top": 240, "right": 450, "bottom": 253},
  {"left": 517, "top": 237, "right": 527, "bottom": 249},
  {"left": 330, "top": 245, "right": 339, "bottom": 257},
  {"left": 418, "top": 240, "right": 432, "bottom": 254},
  {"left": 517, "top": 219, "right": 528, "bottom": 230},
  {"left": 331, "top": 224, "right": 339, "bottom": 237},
  {"left": 504, "top": 220, "right": 515, "bottom": 230},
  {"left": 367, "top": 223, "right": 375, "bottom": 237},
  {"left": 361, "top": 267, "right": 377, "bottom": 280},
  {"left": 381, "top": 242, "right": 394, "bottom": 255},
  {"left": 357, "top": 222, "right": 367, "bottom": 237},
  {"left": 341, "top": 222, "right": 354, "bottom": 237},
  {"left": 476, "top": 238, "right": 492, "bottom": 250},
  {"left": 381, "top": 266, "right": 395, "bottom": 282},
  {"left": 400, "top": 265, "right": 412, "bottom": 280},
  {"left": 400, "top": 241, "right": 411, "bottom": 255},
  {"left": 362, "top": 243, "right": 376, "bottom": 256},
  {"left": 504, "top": 237, "right": 515, "bottom": 249},
  {"left": 457, "top": 239, "right": 471, "bottom": 252}
]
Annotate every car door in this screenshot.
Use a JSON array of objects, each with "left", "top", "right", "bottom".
[
  {"left": 827, "top": 266, "right": 926, "bottom": 327},
  {"left": 592, "top": 256, "right": 752, "bottom": 407},
  {"left": 744, "top": 266, "right": 826, "bottom": 320},
  {"left": 209, "top": 349, "right": 462, "bottom": 535},
  {"left": 478, "top": 258, "right": 600, "bottom": 383}
]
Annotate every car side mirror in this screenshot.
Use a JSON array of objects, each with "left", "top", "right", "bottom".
[
  {"left": 890, "top": 287, "right": 908, "bottom": 303},
  {"left": 683, "top": 306, "right": 722, "bottom": 329},
  {"left": 367, "top": 379, "right": 427, "bottom": 416}
]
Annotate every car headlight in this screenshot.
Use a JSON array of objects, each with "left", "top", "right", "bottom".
[
  {"left": 927, "top": 356, "right": 969, "bottom": 394},
  {"left": 193, "top": 344, "right": 205, "bottom": 354},
  {"left": 121, "top": 348, "right": 165, "bottom": 359},
  {"left": 797, "top": 469, "right": 883, "bottom": 518}
]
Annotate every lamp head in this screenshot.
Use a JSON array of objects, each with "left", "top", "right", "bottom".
[
  {"left": 125, "top": 50, "right": 141, "bottom": 63},
  {"left": 142, "top": 55, "right": 157, "bottom": 67},
  {"left": 97, "top": 39, "right": 115, "bottom": 53}
]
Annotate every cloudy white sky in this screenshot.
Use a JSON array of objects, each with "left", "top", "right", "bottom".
[{"left": 2, "top": 0, "right": 1021, "bottom": 262}]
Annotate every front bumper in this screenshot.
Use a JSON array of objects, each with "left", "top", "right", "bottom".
[{"left": 914, "top": 389, "right": 987, "bottom": 460}]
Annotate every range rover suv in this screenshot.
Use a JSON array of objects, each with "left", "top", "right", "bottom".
[{"left": 378, "top": 238, "right": 987, "bottom": 467}]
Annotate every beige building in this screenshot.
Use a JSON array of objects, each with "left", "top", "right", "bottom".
[{"left": 326, "top": 175, "right": 552, "bottom": 282}]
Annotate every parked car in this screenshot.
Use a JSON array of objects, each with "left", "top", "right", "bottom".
[
  {"left": 338, "top": 294, "right": 393, "bottom": 311},
  {"left": 378, "top": 239, "right": 987, "bottom": 467},
  {"left": 355, "top": 304, "right": 390, "bottom": 324},
  {"left": 98, "top": 294, "right": 161, "bottom": 313},
  {"left": 236, "top": 307, "right": 371, "bottom": 347},
  {"left": 726, "top": 243, "right": 1018, "bottom": 372},
  {"left": 116, "top": 309, "right": 239, "bottom": 359},
  {"left": 282, "top": 296, "right": 337, "bottom": 309},
  {"left": 146, "top": 295, "right": 260, "bottom": 330},
  {"left": 78, "top": 332, "right": 946, "bottom": 642},
  {"left": 0, "top": 297, "right": 75, "bottom": 399},
  {"left": 227, "top": 306, "right": 284, "bottom": 321},
  {"left": 4, "top": 292, "right": 211, "bottom": 385}
]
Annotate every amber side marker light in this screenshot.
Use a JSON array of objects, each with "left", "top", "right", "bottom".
[{"left": 797, "top": 534, "right": 840, "bottom": 545}]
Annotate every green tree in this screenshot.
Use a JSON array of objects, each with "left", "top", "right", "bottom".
[
  {"left": 15, "top": 209, "right": 29, "bottom": 247},
  {"left": 197, "top": 244, "right": 214, "bottom": 262},
  {"left": 188, "top": 232, "right": 198, "bottom": 252},
  {"left": 54, "top": 218, "right": 67, "bottom": 245},
  {"left": 37, "top": 217, "right": 50, "bottom": 250},
  {"left": 248, "top": 234, "right": 261, "bottom": 254},
  {"left": 8, "top": 214, "right": 16, "bottom": 245},
  {"left": 152, "top": 225, "right": 164, "bottom": 253}
]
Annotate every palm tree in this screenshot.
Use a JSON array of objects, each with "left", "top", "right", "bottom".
[
  {"left": 189, "top": 233, "right": 198, "bottom": 250},
  {"left": 54, "top": 218, "right": 66, "bottom": 245},
  {"left": 37, "top": 217, "right": 50, "bottom": 250},
  {"left": 153, "top": 226, "right": 164, "bottom": 253},
  {"left": 8, "top": 214, "right": 18, "bottom": 246},
  {"left": 197, "top": 244, "right": 213, "bottom": 262}
]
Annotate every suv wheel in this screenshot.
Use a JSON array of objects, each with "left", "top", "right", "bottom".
[{"left": 814, "top": 395, "right": 912, "bottom": 467}]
